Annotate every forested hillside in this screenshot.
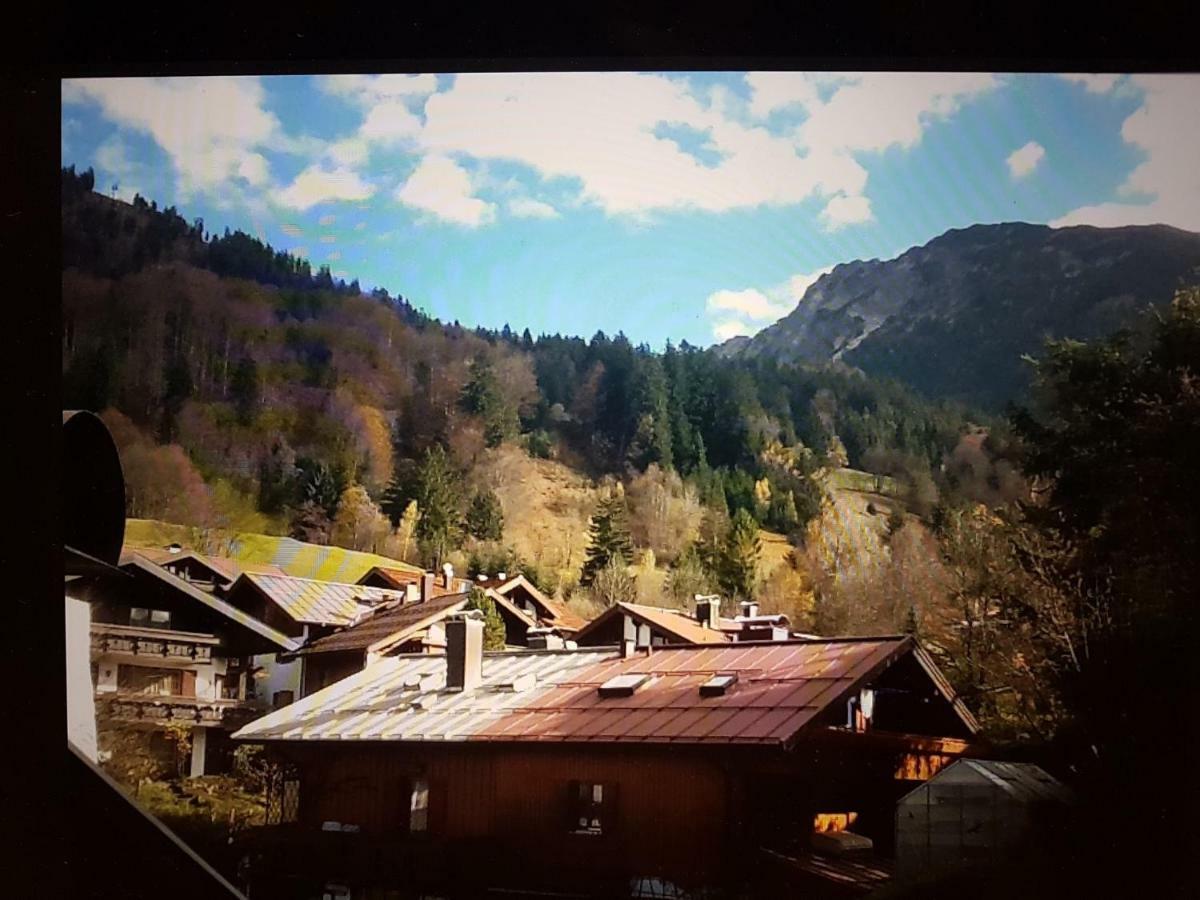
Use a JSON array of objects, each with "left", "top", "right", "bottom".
[{"left": 62, "top": 164, "right": 993, "bottom": 622}]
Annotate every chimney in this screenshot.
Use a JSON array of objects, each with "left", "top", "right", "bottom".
[
  {"left": 421, "top": 572, "right": 435, "bottom": 602},
  {"left": 621, "top": 614, "right": 638, "bottom": 658},
  {"left": 694, "top": 594, "right": 721, "bottom": 629},
  {"left": 526, "top": 627, "right": 564, "bottom": 650},
  {"left": 739, "top": 601, "right": 759, "bottom": 619},
  {"left": 442, "top": 562, "right": 454, "bottom": 589},
  {"left": 497, "top": 571, "right": 507, "bottom": 582},
  {"left": 445, "top": 611, "right": 484, "bottom": 692},
  {"left": 404, "top": 582, "right": 419, "bottom": 605},
  {"left": 166, "top": 542, "right": 183, "bottom": 554}
]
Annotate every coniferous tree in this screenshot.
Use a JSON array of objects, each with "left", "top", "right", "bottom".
[
  {"left": 230, "top": 356, "right": 259, "bottom": 425},
  {"left": 465, "top": 489, "right": 504, "bottom": 541},
  {"left": 580, "top": 486, "right": 634, "bottom": 586},
  {"left": 719, "top": 508, "right": 761, "bottom": 601},
  {"left": 414, "top": 444, "right": 464, "bottom": 565},
  {"left": 465, "top": 587, "right": 507, "bottom": 650}
]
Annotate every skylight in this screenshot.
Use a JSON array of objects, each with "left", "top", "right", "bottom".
[
  {"left": 598, "top": 673, "right": 650, "bottom": 698},
  {"left": 700, "top": 673, "right": 738, "bottom": 697}
]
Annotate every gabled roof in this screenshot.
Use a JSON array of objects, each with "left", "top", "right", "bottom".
[
  {"left": 229, "top": 572, "right": 406, "bottom": 627},
  {"left": 907, "top": 759, "right": 1073, "bottom": 805},
  {"left": 234, "top": 636, "right": 978, "bottom": 747},
  {"left": 300, "top": 592, "right": 472, "bottom": 656},
  {"left": 117, "top": 555, "right": 300, "bottom": 652},
  {"left": 123, "top": 547, "right": 286, "bottom": 584},
  {"left": 357, "top": 566, "right": 472, "bottom": 596},
  {"left": 486, "top": 574, "right": 587, "bottom": 631},
  {"left": 573, "top": 602, "right": 733, "bottom": 646}
]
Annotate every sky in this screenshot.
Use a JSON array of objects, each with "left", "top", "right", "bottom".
[{"left": 61, "top": 72, "right": 1200, "bottom": 349}]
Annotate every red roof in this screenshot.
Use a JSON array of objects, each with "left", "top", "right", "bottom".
[
  {"left": 476, "top": 637, "right": 949, "bottom": 746},
  {"left": 573, "top": 602, "right": 735, "bottom": 646}
]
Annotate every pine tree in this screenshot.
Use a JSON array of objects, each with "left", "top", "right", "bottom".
[
  {"left": 719, "top": 508, "right": 761, "bottom": 601},
  {"left": 580, "top": 486, "right": 634, "bottom": 586},
  {"left": 465, "top": 489, "right": 504, "bottom": 541},
  {"left": 414, "top": 444, "right": 464, "bottom": 565},
  {"left": 465, "top": 587, "right": 507, "bottom": 650}
]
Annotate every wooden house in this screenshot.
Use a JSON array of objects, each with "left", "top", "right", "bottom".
[
  {"left": 232, "top": 622, "right": 981, "bottom": 898},
  {"left": 294, "top": 570, "right": 552, "bottom": 697},
  {"left": 71, "top": 552, "right": 299, "bottom": 776},
  {"left": 573, "top": 598, "right": 789, "bottom": 649}
]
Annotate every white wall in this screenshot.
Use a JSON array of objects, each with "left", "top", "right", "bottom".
[
  {"left": 253, "top": 653, "right": 302, "bottom": 706},
  {"left": 65, "top": 594, "right": 98, "bottom": 763}
]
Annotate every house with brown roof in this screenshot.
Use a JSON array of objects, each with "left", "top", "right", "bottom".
[
  {"left": 70, "top": 553, "right": 299, "bottom": 777},
  {"left": 294, "top": 567, "right": 552, "bottom": 697},
  {"left": 573, "top": 597, "right": 790, "bottom": 649},
  {"left": 232, "top": 619, "right": 981, "bottom": 898}
]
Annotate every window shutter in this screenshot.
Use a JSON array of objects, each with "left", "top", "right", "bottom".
[{"left": 181, "top": 670, "right": 197, "bottom": 698}]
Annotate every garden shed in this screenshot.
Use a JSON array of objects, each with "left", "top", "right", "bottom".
[{"left": 895, "top": 759, "right": 1072, "bottom": 878}]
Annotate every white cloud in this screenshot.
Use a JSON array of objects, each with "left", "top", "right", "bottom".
[
  {"left": 280, "top": 223, "right": 303, "bottom": 236},
  {"left": 508, "top": 196, "right": 559, "bottom": 219},
  {"left": 354, "top": 221, "right": 367, "bottom": 231},
  {"left": 1051, "top": 75, "right": 1200, "bottom": 232},
  {"left": 410, "top": 71, "right": 998, "bottom": 226},
  {"left": 319, "top": 73, "right": 439, "bottom": 104},
  {"left": 1059, "top": 74, "right": 1121, "bottom": 94},
  {"left": 276, "top": 165, "right": 374, "bottom": 210},
  {"left": 318, "top": 214, "right": 336, "bottom": 225},
  {"left": 360, "top": 102, "right": 423, "bottom": 142},
  {"left": 1007, "top": 141, "right": 1046, "bottom": 179},
  {"left": 394, "top": 155, "right": 496, "bottom": 227},
  {"left": 62, "top": 76, "right": 279, "bottom": 200},
  {"left": 820, "top": 193, "right": 874, "bottom": 228},
  {"left": 712, "top": 319, "right": 756, "bottom": 341},
  {"left": 706, "top": 288, "right": 791, "bottom": 322},
  {"left": 705, "top": 264, "right": 835, "bottom": 341}
]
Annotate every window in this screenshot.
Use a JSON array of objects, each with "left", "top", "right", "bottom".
[
  {"left": 272, "top": 690, "right": 294, "bottom": 709},
  {"left": 409, "top": 778, "right": 429, "bottom": 833},
  {"left": 129, "top": 607, "right": 172, "bottom": 630},
  {"left": 118, "top": 665, "right": 183, "bottom": 696},
  {"left": 569, "top": 781, "right": 610, "bottom": 835},
  {"left": 267, "top": 769, "right": 301, "bottom": 825}
]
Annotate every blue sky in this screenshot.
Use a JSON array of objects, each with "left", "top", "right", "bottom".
[{"left": 61, "top": 72, "right": 1199, "bottom": 349}]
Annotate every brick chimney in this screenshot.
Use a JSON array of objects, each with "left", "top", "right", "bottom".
[
  {"left": 445, "top": 611, "right": 484, "bottom": 692},
  {"left": 421, "top": 572, "right": 435, "bottom": 602}
]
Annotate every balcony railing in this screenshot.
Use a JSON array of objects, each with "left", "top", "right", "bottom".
[
  {"left": 91, "top": 623, "right": 219, "bottom": 663},
  {"left": 96, "top": 692, "right": 259, "bottom": 728}
]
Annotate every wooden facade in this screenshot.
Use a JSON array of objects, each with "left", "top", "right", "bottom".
[{"left": 243, "top": 730, "right": 967, "bottom": 898}]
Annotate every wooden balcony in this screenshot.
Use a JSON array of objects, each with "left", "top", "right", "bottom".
[
  {"left": 96, "top": 692, "right": 259, "bottom": 729},
  {"left": 91, "top": 623, "right": 219, "bottom": 663}
]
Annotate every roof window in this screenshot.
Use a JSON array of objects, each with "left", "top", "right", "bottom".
[
  {"left": 700, "top": 673, "right": 738, "bottom": 697},
  {"left": 598, "top": 673, "right": 650, "bottom": 698}
]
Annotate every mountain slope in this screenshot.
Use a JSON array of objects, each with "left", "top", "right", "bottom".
[{"left": 728, "top": 222, "right": 1200, "bottom": 408}]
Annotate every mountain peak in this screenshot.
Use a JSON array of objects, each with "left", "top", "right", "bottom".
[{"left": 728, "top": 221, "right": 1200, "bottom": 409}]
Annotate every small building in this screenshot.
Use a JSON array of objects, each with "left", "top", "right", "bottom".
[
  {"left": 73, "top": 553, "right": 300, "bottom": 776},
  {"left": 573, "top": 598, "right": 788, "bottom": 649},
  {"left": 894, "top": 758, "right": 1073, "bottom": 879},
  {"left": 232, "top": 626, "right": 980, "bottom": 898},
  {"left": 221, "top": 571, "right": 414, "bottom": 703}
]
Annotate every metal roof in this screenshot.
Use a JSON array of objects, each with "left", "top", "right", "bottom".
[
  {"left": 233, "top": 648, "right": 619, "bottom": 742},
  {"left": 300, "top": 592, "right": 471, "bottom": 655},
  {"left": 235, "top": 573, "right": 406, "bottom": 627},
  {"left": 954, "top": 759, "right": 1074, "bottom": 804},
  {"left": 119, "top": 555, "right": 300, "bottom": 652},
  {"left": 233, "top": 636, "right": 973, "bottom": 748}
]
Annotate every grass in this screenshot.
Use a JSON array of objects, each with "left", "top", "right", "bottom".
[{"left": 124, "top": 519, "right": 423, "bottom": 583}]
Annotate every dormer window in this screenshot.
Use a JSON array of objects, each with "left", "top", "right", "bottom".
[{"left": 598, "top": 673, "right": 649, "bottom": 698}]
